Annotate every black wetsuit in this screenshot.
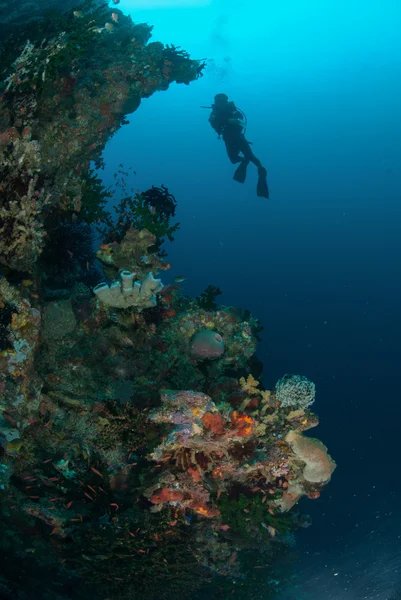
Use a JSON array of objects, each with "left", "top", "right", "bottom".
[
  {"left": 209, "top": 101, "right": 260, "bottom": 166},
  {"left": 209, "top": 100, "right": 269, "bottom": 198}
]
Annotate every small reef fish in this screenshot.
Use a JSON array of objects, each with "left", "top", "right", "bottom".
[
  {"left": 105, "top": 22, "right": 114, "bottom": 32},
  {"left": 111, "top": 12, "right": 119, "bottom": 22},
  {"left": 73, "top": 10, "right": 84, "bottom": 18},
  {"left": 22, "top": 279, "right": 33, "bottom": 287},
  {"left": 173, "top": 276, "right": 186, "bottom": 284},
  {"left": 113, "top": 0, "right": 120, "bottom": 4},
  {"left": 90, "top": 26, "right": 105, "bottom": 33}
]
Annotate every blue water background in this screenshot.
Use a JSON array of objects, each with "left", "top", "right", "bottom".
[{"left": 101, "top": 1, "right": 401, "bottom": 597}]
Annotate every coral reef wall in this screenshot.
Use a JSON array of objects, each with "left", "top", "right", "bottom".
[
  {"left": 0, "top": 0, "right": 204, "bottom": 271},
  {"left": 0, "top": 3, "right": 335, "bottom": 600}
]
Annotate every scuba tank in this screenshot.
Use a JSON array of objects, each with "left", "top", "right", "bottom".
[
  {"left": 201, "top": 104, "right": 248, "bottom": 135},
  {"left": 236, "top": 107, "right": 247, "bottom": 134}
]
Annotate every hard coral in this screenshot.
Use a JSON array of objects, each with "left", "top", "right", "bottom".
[
  {"left": 275, "top": 374, "right": 316, "bottom": 410},
  {"left": 0, "top": 174, "right": 50, "bottom": 272}
]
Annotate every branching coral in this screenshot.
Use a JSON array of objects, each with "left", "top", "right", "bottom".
[
  {"left": 275, "top": 374, "right": 316, "bottom": 409},
  {"left": 0, "top": 133, "right": 50, "bottom": 270}
]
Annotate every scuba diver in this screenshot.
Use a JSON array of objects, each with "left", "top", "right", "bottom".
[{"left": 206, "top": 93, "right": 269, "bottom": 199}]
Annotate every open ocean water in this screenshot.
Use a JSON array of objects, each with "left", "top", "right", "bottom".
[{"left": 103, "top": 0, "right": 401, "bottom": 597}]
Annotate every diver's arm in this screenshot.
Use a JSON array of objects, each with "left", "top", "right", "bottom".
[{"left": 209, "top": 113, "right": 223, "bottom": 136}]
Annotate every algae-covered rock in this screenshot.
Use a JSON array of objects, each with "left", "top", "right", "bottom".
[{"left": 42, "top": 299, "right": 76, "bottom": 340}]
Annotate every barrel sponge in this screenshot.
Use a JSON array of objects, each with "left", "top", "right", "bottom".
[
  {"left": 189, "top": 330, "right": 224, "bottom": 360},
  {"left": 285, "top": 431, "right": 336, "bottom": 483},
  {"left": 275, "top": 374, "right": 316, "bottom": 409}
]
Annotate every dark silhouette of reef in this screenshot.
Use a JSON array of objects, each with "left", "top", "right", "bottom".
[{"left": 0, "top": 3, "right": 335, "bottom": 600}]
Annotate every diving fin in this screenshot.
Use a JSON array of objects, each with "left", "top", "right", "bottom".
[
  {"left": 257, "top": 166, "right": 269, "bottom": 199},
  {"left": 233, "top": 160, "right": 248, "bottom": 184}
]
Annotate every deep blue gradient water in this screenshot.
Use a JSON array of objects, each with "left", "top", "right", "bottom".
[{"left": 101, "top": 1, "right": 401, "bottom": 597}]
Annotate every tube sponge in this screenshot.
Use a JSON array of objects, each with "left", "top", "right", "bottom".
[
  {"left": 94, "top": 271, "right": 163, "bottom": 310},
  {"left": 121, "top": 270, "right": 135, "bottom": 294},
  {"left": 189, "top": 330, "right": 224, "bottom": 360},
  {"left": 275, "top": 374, "right": 316, "bottom": 409}
]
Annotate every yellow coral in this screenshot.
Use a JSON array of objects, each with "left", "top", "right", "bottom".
[
  {"left": 11, "top": 312, "right": 28, "bottom": 329},
  {"left": 260, "top": 390, "right": 271, "bottom": 403},
  {"left": 239, "top": 374, "right": 260, "bottom": 395},
  {"left": 190, "top": 407, "right": 203, "bottom": 417}
]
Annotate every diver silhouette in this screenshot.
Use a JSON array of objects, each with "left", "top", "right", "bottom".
[{"left": 206, "top": 93, "right": 269, "bottom": 199}]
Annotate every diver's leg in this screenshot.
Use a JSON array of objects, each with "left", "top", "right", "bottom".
[
  {"left": 240, "top": 137, "right": 262, "bottom": 168},
  {"left": 233, "top": 159, "right": 249, "bottom": 183},
  {"left": 225, "top": 142, "right": 242, "bottom": 164},
  {"left": 256, "top": 166, "right": 269, "bottom": 198},
  {"left": 239, "top": 137, "right": 269, "bottom": 197}
]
